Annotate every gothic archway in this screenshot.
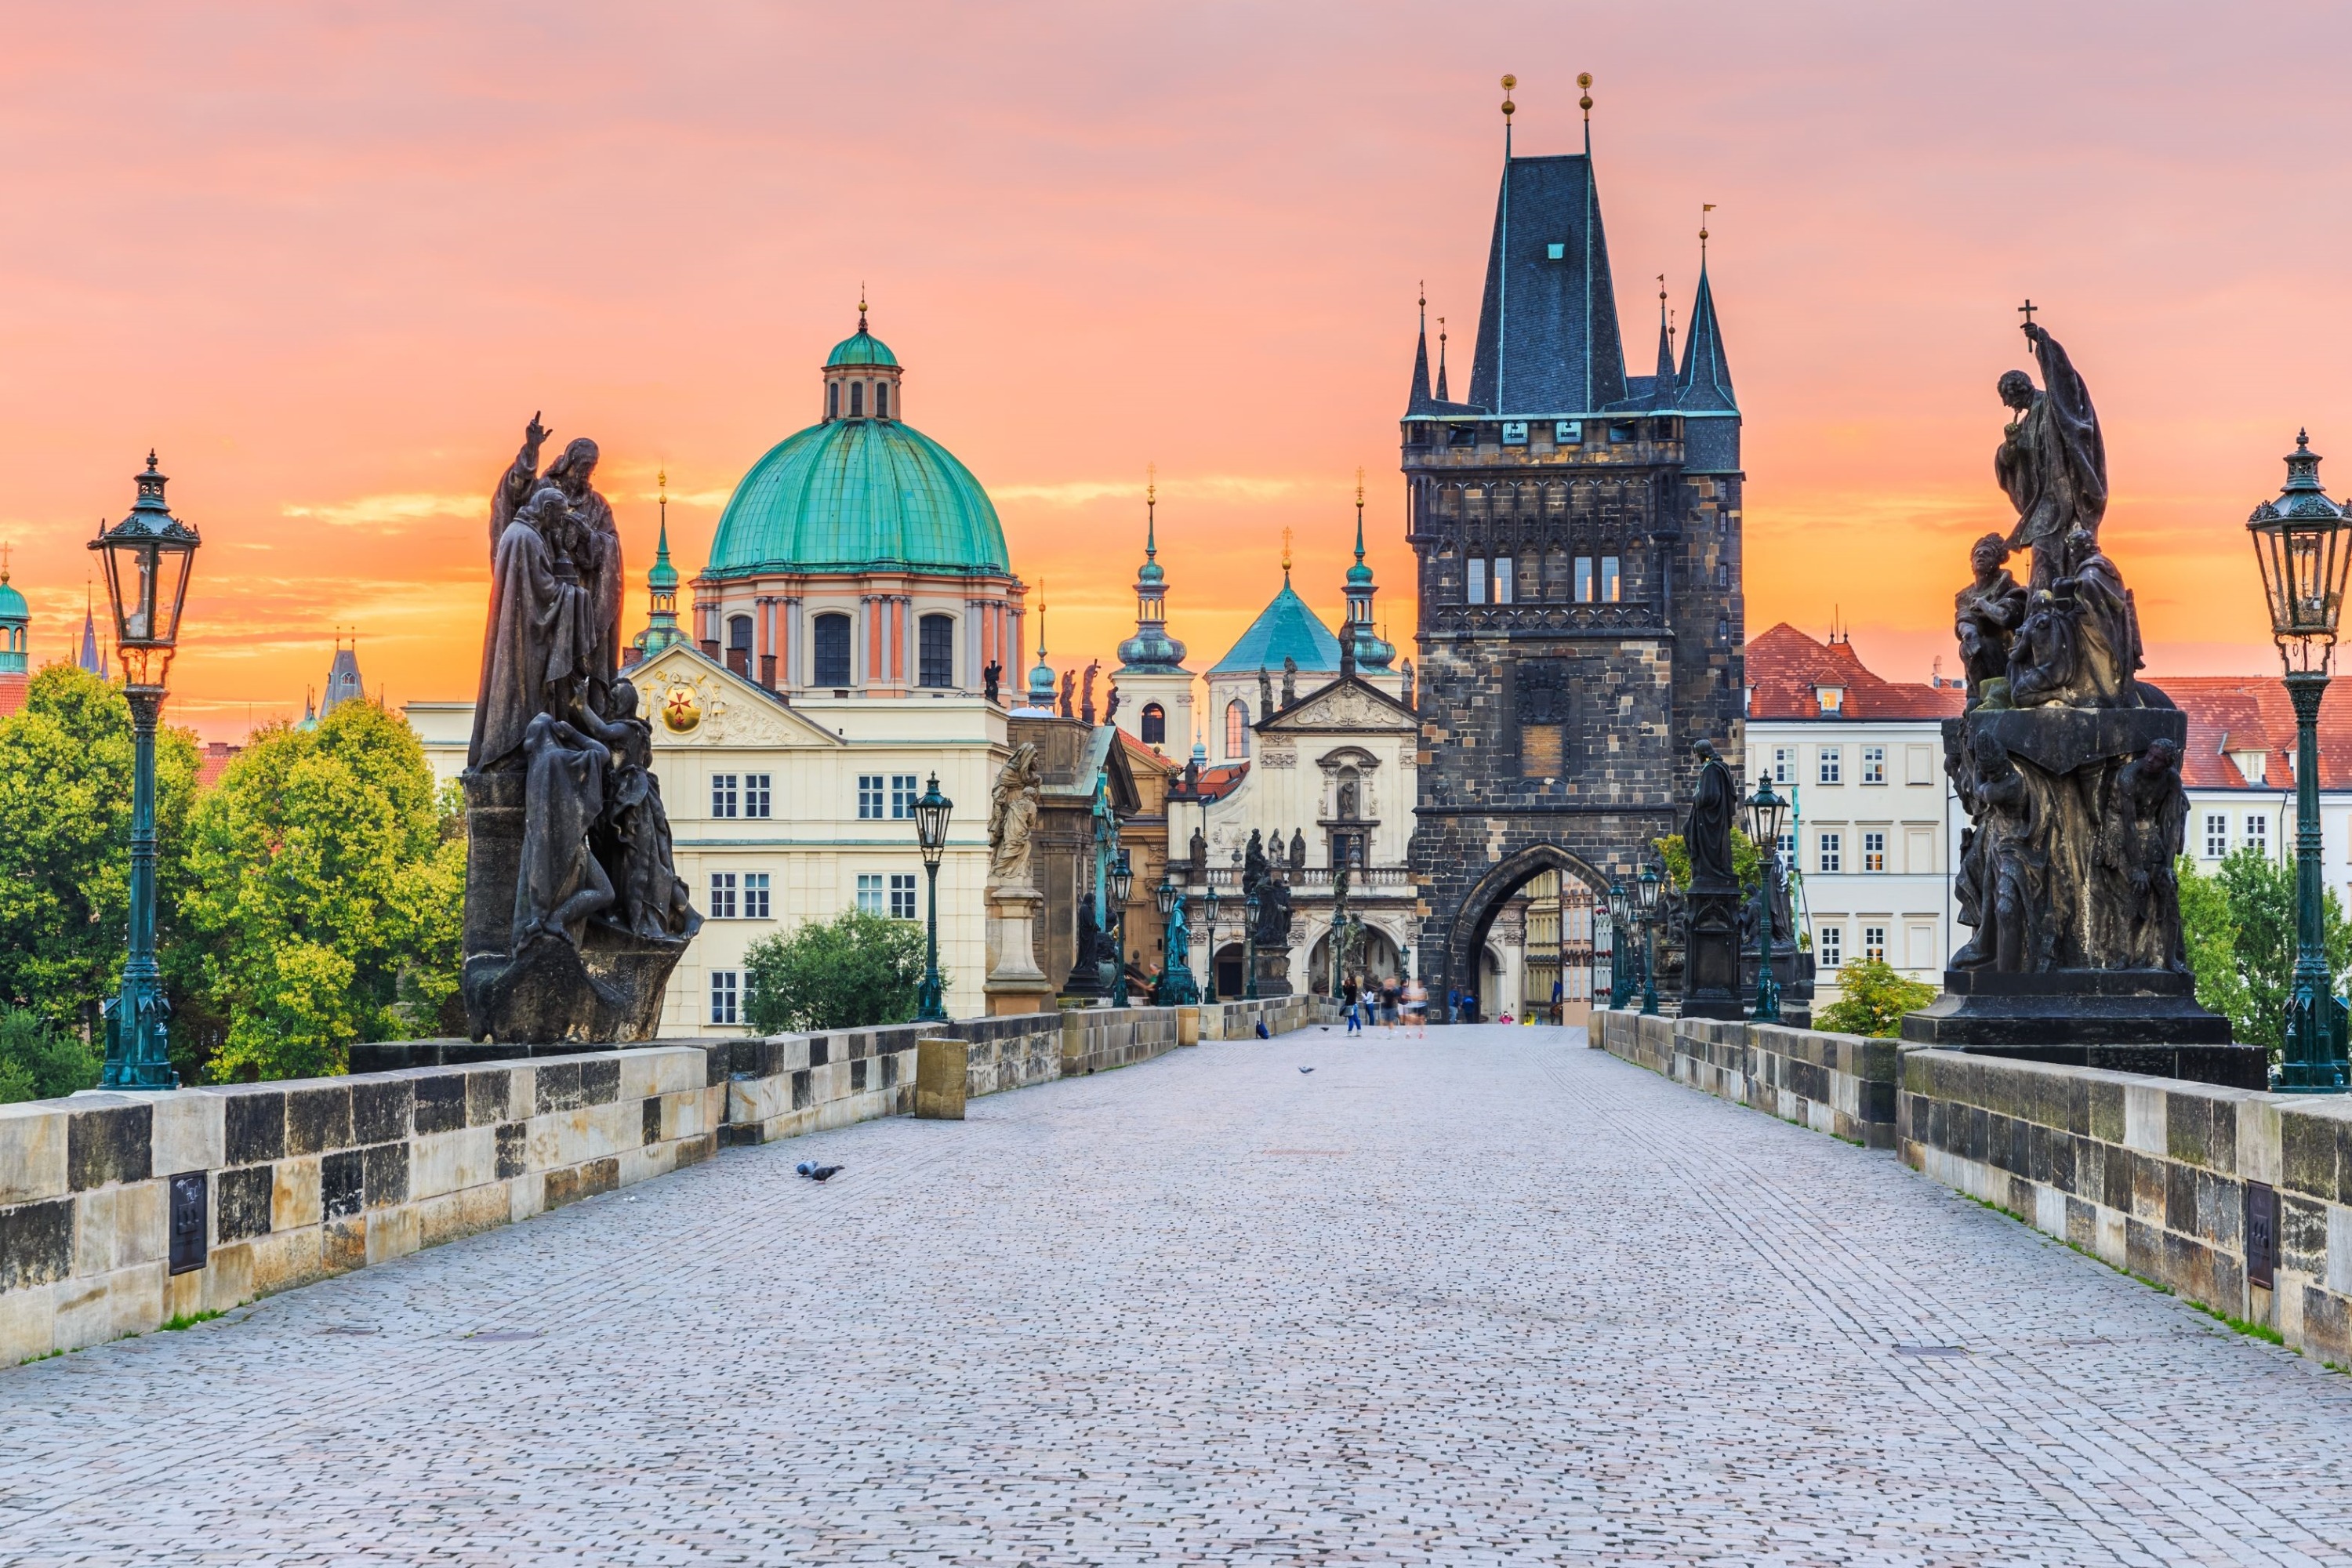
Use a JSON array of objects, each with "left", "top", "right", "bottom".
[{"left": 1439, "top": 843, "right": 1613, "bottom": 1025}]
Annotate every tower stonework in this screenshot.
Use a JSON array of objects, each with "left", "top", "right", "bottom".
[{"left": 1404, "top": 132, "right": 1744, "bottom": 1017}]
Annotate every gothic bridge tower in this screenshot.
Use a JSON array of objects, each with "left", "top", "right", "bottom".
[{"left": 1403, "top": 81, "right": 1744, "bottom": 1018}]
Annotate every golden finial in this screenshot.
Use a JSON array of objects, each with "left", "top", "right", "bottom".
[
  {"left": 1577, "top": 71, "right": 1593, "bottom": 110},
  {"left": 1356, "top": 465, "right": 1365, "bottom": 506},
  {"left": 1147, "top": 460, "right": 1156, "bottom": 505},
  {"left": 1500, "top": 73, "right": 1515, "bottom": 121},
  {"left": 0, "top": 541, "right": 9, "bottom": 583},
  {"left": 1281, "top": 527, "right": 1294, "bottom": 578},
  {"left": 1700, "top": 203, "right": 1715, "bottom": 261},
  {"left": 657, "top": 466, "right": 667, "bottom": 497},
  {"left": 1657, "top": 271, "right": 1666, "bottom": 305},
  {"left": 858, "top": 282, "right": 868, "bottom": 325}
]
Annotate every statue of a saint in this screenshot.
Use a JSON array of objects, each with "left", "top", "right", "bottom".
[
  {"left": 493, "top": 415, "right": 623, "bottom": 705},
  {"left": 983, "top": 661, "right": 1001, "bottom": 703},
  {"left": 986, "top": 743, "right": 1044, "bottom": 887},
  {"left": 1081, "top": 660, "right": 1100, "bottom": 725},
  {"left": 513, "top": 713, "right": 615, "bottom": 949},
  {"left": 1401, "top": 658, "right": 1416, "bottom": 710},
  {"left": 1290, "top": 828, "right": 1306, "bottom": 870},
  {"left": 1105, "top": 684, "right": 1120, "bottom": 724},
  {"left": 1997, "top": 321, "right": 2107, "bottom": 591},
  {"left": 1955, "top": 532, "right": 2027, "bottom": 706},
  {"left": 1686, "top": 739, "right": 1737, "bottom": 892},
  {"left": 1058, "top": 669, "right": 1075, "bottom": 719},
  {"left": 1258, "top": 667, "right": 1274, "bottom": 719},
  {"left": 1189, "top": 825, "right": 1207, "bottom": 877},
  {"left": 590, "top": 683, "right": 698, "bottom": 942},
  {"left": 470, "top": 487, "right": 593, "bottom": 771},
  {"left": 1281, "top": 656, "right": 1298, "bottom": 708}
]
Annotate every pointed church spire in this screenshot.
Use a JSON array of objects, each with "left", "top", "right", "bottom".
[
  {"left": 1652, "top": 274, "right": 1675, "bottom": 394},
  {"left": 1435, "top": 318, "right": 1450, "bottom": 403},
  {"left": 1675, "top": 219, "right": 1737, "bottom": 413},
  {"left": 1405, "top": 285, "right": 1436, "bottom": 414}
]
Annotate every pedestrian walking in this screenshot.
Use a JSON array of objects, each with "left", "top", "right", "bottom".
[
  {"left": 1403, "top": 977, "right": 1427, "bottom": 1037},
  {"left": 1343, "top": 974, "right": 1362, "bottom": 1035},
  {"left": 1379, "top": 979, "right": 1399, "bottom": 1030}
]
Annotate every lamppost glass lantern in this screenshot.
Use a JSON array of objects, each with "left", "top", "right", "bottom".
[
  {"left": 913, "top": 773, "right": 953, "bottom": 1022},
  {"left": 1744, "top": 778, "right": 1788, "bottom": 1023},
  {"left": 1605, "top": 879, "right": 1633, "bottom": 1009},
  {"left": 2249, "top": 434, "right": 2352, "bottom": 1090},
  {"left": 1635, "top": 863, "right": 1663, "bottom": 1016},
  {"left": 1153, "top": 877, "right": 1177, "bottom": 919},
  {"left": 1202, "top": 881, "right": 1221, "bottom": 1004},
  {"left": 1109, "top": 849, "right": 1134, "bottom": 1005},
  {"left": 90, "top": 453, "right": 200, "bottom": 1090}
]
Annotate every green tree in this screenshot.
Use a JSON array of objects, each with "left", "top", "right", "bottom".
[
  {"left": 0, "top": 1007, "right": 103, "bottom": 1104},
  {"left": 0, "top": 664, "right": 199, "bottom": 1039},
  {"left": 1814, "top": 956, "right": 1939, "bottom": 1038},
  {"left": 743, "top": 909, "right": 931, "bottom": 1033},
  {"left": 1653, "top": 829, "right": 1762, "bottom": 895},
  {"left": 2178, "top": 848, "right": 2352, "bottom": 1057},
  {"left": 178, "top": 700, "right": 464, "bottom": 1080}
]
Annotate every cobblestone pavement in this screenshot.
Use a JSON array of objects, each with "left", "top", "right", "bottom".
[{"left": 9, "top": 1028, "right": 2352, "bottom": 1566}]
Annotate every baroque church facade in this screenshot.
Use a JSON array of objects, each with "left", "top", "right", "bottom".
[{"left": 1403, "top": 111, "right": 1744, "bottom": 1018}]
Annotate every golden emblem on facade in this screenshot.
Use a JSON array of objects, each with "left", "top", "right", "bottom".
[{"left": 660, "top": 682, "right": 701, "bottom": 733}]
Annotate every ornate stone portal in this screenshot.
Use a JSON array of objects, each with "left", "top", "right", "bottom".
[
  {"left": 1900, "top": 324, "right": 2245, "bottom": 1078},
  {"left": 462, "top": 416, "right": 701, "bottom": 1043}
]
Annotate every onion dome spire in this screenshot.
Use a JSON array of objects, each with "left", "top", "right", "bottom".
[{"left": 1117, "top": 465, "right": 1187, "bottom": 673}]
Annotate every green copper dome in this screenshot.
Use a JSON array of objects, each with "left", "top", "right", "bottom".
[
  {"left": 0, "top": 574, "right": 26, "bottom": 624},
  {"left": 826, "top": 322, "right": 898, "bottom": 368},
  {"left": 706, "top": 417, "right": 1009, "bottom": 579}
]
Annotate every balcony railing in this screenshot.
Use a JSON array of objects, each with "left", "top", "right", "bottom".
[{"left": 1190, "top": 866, "right": 1413, "bottom": 891}]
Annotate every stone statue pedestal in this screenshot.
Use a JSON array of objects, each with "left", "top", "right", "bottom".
[
  {"left": 1678, "top": 884, "right": 1744, "bottom": 1020},
  {"left": 983, "top": 881, "right": 1054, "bottom": 1016},
  {"left": 1252, "top": 946, "right": 1294, "bottom": 999},
  {"left": 459, "top": 768, "right": 691, "bottom": 1044}
]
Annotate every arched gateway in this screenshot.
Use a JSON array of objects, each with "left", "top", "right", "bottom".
[{"left": 1437, "top": 844, "right": 1619, "bottom": 1024}]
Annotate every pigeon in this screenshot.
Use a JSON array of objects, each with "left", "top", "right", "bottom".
[
  {"left": 1298, "top": 1066, "right": 1315, "bottom": 1074},
  {"left": 808, "top": 1164, "right": 844, "bottom": 1182}
]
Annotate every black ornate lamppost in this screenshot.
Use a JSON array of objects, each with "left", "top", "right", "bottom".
[
  {"left": 1109, "top": 848, "right": 1134, "bottom": 1007},
  {"left": 1635, "top": 862, "right": 1663, "bottom": 1017},
  {"left": 1243, "top": 888, "right": 1261, "bottom": 1001},
  {"left": 1605, "top": 880, "right": 1635, "bottom": 1010},
  {"left": 1744, "top": 777, "right": 1789, "bottom": 1023},
  {"left": 1155, "top": 876, "right": 1199, "bottom": 1005},
  {"left": 913, "top": 772, "right": 953, "bottom": 1023},
  {"left": 91, "top": 453, "right": 200, "bottom": 1091},
  {"left": 2249, "top": 432, "right": 2352, "bottom": 1091},
  {"left": 1201, "top": 878, "right": 1221, "bottom": 1004}
]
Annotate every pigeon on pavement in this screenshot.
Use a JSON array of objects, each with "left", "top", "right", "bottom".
[
  {"left": 808, "top": 1164, "right": 844, "bottom": 1181},
  {"left": 1298, "top": 1066, "right": 1315, "bottom": 1073}
]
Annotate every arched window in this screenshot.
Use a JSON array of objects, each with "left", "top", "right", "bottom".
[
  {"left": 917, "top": 613, "right": 954, "bottom": 688},
  {"left": 1141, "top": 703, "right": 1166, "bottom": 745},
  {"left": 1225, "top": 699, "right": 1250, "bottom": 759},
  {"left": 813, "top": 612, "right": 853, "bottom": 688},
  {"left": 726, "top": 615, "right": 753, "bottom": 675},
  {"left": 876, "top": 382, "right": 890, "bottom": 419},
  {"left": 827, "top": 381, "right": 839, "bottom": 420},
  {"left": 850, "top": 382, "right": 865, "bottom": 417}
]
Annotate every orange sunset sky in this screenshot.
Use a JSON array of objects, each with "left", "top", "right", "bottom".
[{"left": 2, "top": 3, "right": 2347, "bottom": 741}]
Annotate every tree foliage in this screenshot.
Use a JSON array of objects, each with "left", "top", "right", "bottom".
[
  {"left": 0, "top": 665, "right": 199, "bottom": 1036},
  {"left": 1653, "top": 829, "right": 1763, "bottom": 896},
  {"left": 2178, "top": 848, "right": 2352, "bottom": 1057},
  {"left": 1814, "top": 957, "right": 1939, "bottom": 1038},
  {"left": 178, "top": 700, "right": 464, "bottom": 1081},
  {"left": 0, "top": 1007, "right": 102, "bottom": 1105},
  {"left": 743, "top": 909, "right": 931, "bottom": 1034}
]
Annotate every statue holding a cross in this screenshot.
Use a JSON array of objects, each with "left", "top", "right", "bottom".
[{"left": 1997, "top": 301, "right": 2108, "bottom": 591}]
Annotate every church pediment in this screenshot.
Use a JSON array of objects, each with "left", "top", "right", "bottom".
[
  {"left": 629, "top": 645, "right": 845, "bottom": 750},
  {"left": 1261, "top": 675, "right": 1416, "bottom": 734}
]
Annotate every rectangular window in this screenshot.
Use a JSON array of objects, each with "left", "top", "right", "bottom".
[
  {"left": 1818, "top": 747, "right": 1842, "bottom": 785},
  {"left": 2205, "top": 813, "right": 2229, "bottom": 858},
  {"left": 709, "top": 872, "right": 738, "bottom": 919},
  {"left": 1575, "top": 557, "right": 1593, "bottom": 603},
  {"left": 918, "top": 614, "right": 954, "bottom": 688},
  {"left": 710, "top": 774, "right": 738, "bottom": 819},
  {"left": 1600, "top": 556, "right": 1620, "bottom": 602},
  {"left": 1494, "top": 557, "right": 1515, "bottom": 604},
  {"left": 1819, "top": 832, "right": 1842, "bottom": 874},
  {"left": 2246, "top": 814, "right": 2270, "bottom": 855},
  {"left": 744, "top": 775, "right": 772, "bottom": 819},
  {"left": 1777, "top": 830, "right": 1796, "bottom": 864},
  {"left": 856, "top": 775, "right": 884, "bottom": 820},
  {"left": 856, "top": 873, "right": 884, "bottom": 916},
  {"left": 1863, "top": 832, "right": 1886, "bottom": 873},
  {"left": 1817, "top": 926, "right": 1842, "bottom": 969},
  {"left": 1864, "top": 926, "right": 1887, "bottom": 964},
  {"left": 708, "top": 971, "right": 739, "bottom": 1025},
  {"left": 1771, "top": 747, "right": 1794, "bottom": 785},
  {"left": 744, "top": 872, "right": 771, "bottom": 920},
  {"left": 889, "top": 873, "right": 917, "bottom": 920},
  {"left": 1466, "top": 558, "right": 1486, "bottom": 604},
  {"left": 891, "top": 774, "right": 920, "bottom": 820},
  {"left": 1862, "top": 746, "right": 1886, "bottom": 785}
]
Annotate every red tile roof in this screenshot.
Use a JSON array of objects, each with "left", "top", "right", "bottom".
[
  {"left": 2149, "top": 675, "right": 2352, "bottom": 791},
  {"left": 1744, "top": 624, "right": 1965, "bottom": 722},
  {"left": 1189, "top": 762, "right": 1249, "bottom": 803},
  {"left": 195, "top": 741, "right": 241, "bottom": 789},
  {"left": 0, "top": 672, "right": 23, "bottom": 721}
]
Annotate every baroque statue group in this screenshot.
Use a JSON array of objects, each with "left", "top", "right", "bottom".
[{"left": 462, "top": 416, "right": 701, "bottom": 1043}]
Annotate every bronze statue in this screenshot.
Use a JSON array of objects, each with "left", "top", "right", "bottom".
[
  {"left": 590, "top": 682, "right": 695, "bottom": 942},
  {"left": 1998, "top": 321, "right": 2107, "bottom": 592},
  {"left": 1685, "top": 739, "right": 1737, "bottom": 892},
  {"left": 1058, "top": 669, "right": 1075, "bottom": 719},
  {"left": 983, "top": 660, "right": 1001, "bottom": 702}
]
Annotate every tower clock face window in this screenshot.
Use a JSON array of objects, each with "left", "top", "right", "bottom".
[
  {"left": 813, "top": 613, "right": 852, "bottom": 687},
  {"left": 1141, "top": 703, "right": 1166, "bottom": 745}
]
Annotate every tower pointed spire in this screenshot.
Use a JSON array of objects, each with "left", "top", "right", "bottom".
[
  {"left": 1405, "top": 285, "right": 1436, "bottom": 414},
  {"left": 1119, "top": 467, "right": 1185, "bottom": 675},
  {"left": 1353, "top": 467, "right": 1367, "bottom": 567},
  {"left": 1675, "top": 217, "right": 1736, "bottom": 413},
  {"left": 1653, "top": 273, "right": 1675, "bottom": 395},
  {"left": 1341, "top": 468, "right": 1392, "bottom": 672},
  {"left": 1435, "top": 317, "right": 1450, "bottom": 403}
]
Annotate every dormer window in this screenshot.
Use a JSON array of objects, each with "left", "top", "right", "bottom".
[
  {"left": 1814, "top": 685, "right": 1846, "bottom": 715},
  {"left": 2233, "top": 750, "right": 2268, "bottom": 785}
]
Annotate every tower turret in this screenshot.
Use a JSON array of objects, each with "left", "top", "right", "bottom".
[
  {"left": 1112, "top": 470, "right": 1195, "bottom": 750},
  {"left": 0, "top": 545, "right": 27, "bottom": 678},
  {"left": 630, "top": 468, "right": 688, "bottom": 665},
  {"left": 1338, "top": 472, "right": 1395, "bottom": 673}
]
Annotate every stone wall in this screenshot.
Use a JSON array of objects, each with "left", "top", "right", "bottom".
[
  {"left": 0, "top": 1000, "right": 1313, "bottom": 1367},
  {"left": 1196, "top": 996, "right": 1330, "bottom": 1040},
  {"left": 1592, "top": 1007, "right": 1900, "bottom": 1149},
  {"left": 1594, "top": 1005, "right": 2352, "bottom": 1364}
]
